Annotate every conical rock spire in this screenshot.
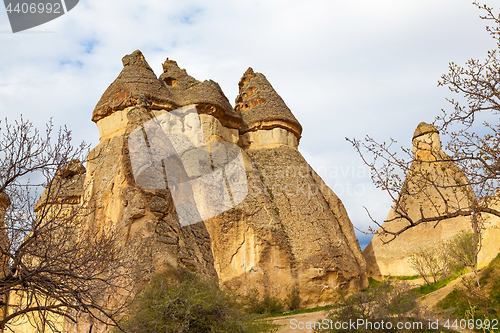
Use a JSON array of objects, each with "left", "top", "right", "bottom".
[
  {"left": 92, "top": 50, "right": 175, "bottom": 123},
  {"left": 235, "top": 67, "right": 302, "bottom": 140}
]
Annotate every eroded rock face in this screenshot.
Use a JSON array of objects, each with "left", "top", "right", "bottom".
[
  {"left": 204, "top": 66, "right": 367, "bottom": 306},
  {"left": 42, "top": 50, "right": 366, "bottom": 333},
  {"left": 160, "top": 59, "right": 241, "bottom": 130},
  {"left": 88, "top": 101, "right": 217, "bottom": 278},
  {"left": 92, "top": 50, "right": 176, "bottom": 123},
  {"left": 206, "top": 145, "right": 367, "bottom": 306},
  {"left": 478, "top": 195, "right": 500, "bottom": 269},
  {"left": 363, "top": 122, "right": 474, "bottom": 277},
  {"left": 67, "top": 101, "right": 218, "bottom": 332},
  {"left": 34, "top": 159, "right": 86, "bottom": 212}
]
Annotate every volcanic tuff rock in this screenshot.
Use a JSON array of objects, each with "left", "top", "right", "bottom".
[
  {"left": 96, "top": 51, "right": 367, "bottom": 305},
  {"left": 92, "top": 50, "right": 175, "bottom": 123},
  {"left": 93, "top": 50, "right": 368, "bottom": 306},
  {"left": 236, "top": 67, "right": 302, "bottom": 138},
  {"left": 34, "top": 159, "right": 86, "bottom": 212},
  {"left": 10, "top": 50, "right": 369, "bottom": 332},
  {"left": 478, "top": 194, "right": 500, "bottom": 268},
  {"left": 363, "top": 122, "right": 475, "bottom": 277}
]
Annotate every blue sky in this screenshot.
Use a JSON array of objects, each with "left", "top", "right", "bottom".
[{"left": 0, "top": 0, "right": 496, "bottom": 249}]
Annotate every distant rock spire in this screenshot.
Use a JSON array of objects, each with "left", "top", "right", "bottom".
[
  {"left": 412, "top": 122, "right": 443, "bottom": 161},
  {"left": 362, "top": 121, "right": 474, "bottom": 277},
  {"left": 235, "top": 67, "right": 302, "bottom": 141}
]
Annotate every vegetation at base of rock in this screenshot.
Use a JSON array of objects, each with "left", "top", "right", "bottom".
[
  {"left": 408, "top": 231, "right": 478, "bottom": 287},
  {"left": 384, "top": 275, "right": 420, "bottom": 281},
  {"left": 115, "top": 267, "right": 274, "bottom": 333},
  {"left": 314, "top": 280, "right": 451, "bottom": 333},
  {"left": 366, "top": 276, "right": 382, "bottom": 289},
  {"left": 284, "top": 285, "right": 301, "bottom": 311},
  {"left": 243, "top": 285, "right": 302, "bottom": 315},
  {"left": 244, "top": 290, "right": 285, "bottom": 315},
  {"left": 262, "top": 304, "right": 336, "bottom": 319},
  {"left": 438, "top": 253, "right": 500, "bottom": 329},
  {"left": 444, "top": 231, "right": 481, "bottom": 286},
  {"left": 413, "top": 268, "right": 467, "bottom": 296},
  {"left": 408, "top": 245, "right": 451, "bottom": 284}
]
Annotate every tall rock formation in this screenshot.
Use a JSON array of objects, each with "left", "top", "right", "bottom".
[
  {"left": 6, "top": 50, "right": 372, "bottom": 333},
  {"left": 363, "top": 122, "right": 474, "bottom": 277},
  {"left": 88, "top": 51, "right": 219, "bottom": 279},
  {"left": 11, "top": 51, "right": 368, "bottom": 333},
  {"left": 205, "top": 67, "right": 367, "bottom": 305},
  {"left": 90, "top": 51, "right": 367, "bottom": 306}
]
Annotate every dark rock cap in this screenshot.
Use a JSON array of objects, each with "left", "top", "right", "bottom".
[
  {"left": 413, "top": 122, "right": 439, "bottom": 140},
  {"left": 92, "top": 50, "right": 176, "bottom": 123},
  {"left": 93, "top": 51, "right": 242, "bottom": 130},
  {"left": 235, "top": 68, "right": 302, "bottom": 140},
  {"left": 159, "top": 59, "right": 242, "bottom": 130}
]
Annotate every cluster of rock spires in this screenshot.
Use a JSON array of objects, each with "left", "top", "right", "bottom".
[
  {"left": 8, "top": 50, "right": 500, "bottom": 332},
  {"left": 90, "top": 49, "right": 367, "bottom": 295},
  {"left": 19, "top": 50, "right": 366, "bottom": 333}
]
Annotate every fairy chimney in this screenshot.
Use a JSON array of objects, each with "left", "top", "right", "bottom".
[
  {"left": 363, "top": 122, "right": 474, "bottom": 277},
  {"left": 412, "top": 122, "right": 442, "bottom": 161},
  {"left": 236, "top": 68, "right": 302, "bottom": 149}
]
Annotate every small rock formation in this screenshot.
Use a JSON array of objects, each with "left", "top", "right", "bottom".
[
  {"left": 34, "top": 159, "right": 86, "bottom": 212},
  {"left": 363, "top": 122, "right": 474, "bottom": 277}
]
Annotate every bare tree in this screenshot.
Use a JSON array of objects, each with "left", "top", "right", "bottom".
[
  {"left": 348, "top": 2, "right": 500, "bottom": 282},
  {"left": 0, "top": 117, "right": 136, "bottom": 332},
  {"left": 408, "top": 245, "right": 450, "bottom": 285}
]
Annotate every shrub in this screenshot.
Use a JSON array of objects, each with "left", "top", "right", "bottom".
[
  {"left": 115, "top": 267, "right": 273, "bottom": 333},
  {"left": 408, "top": 244, "right": 451, "bottom": 284},
  {"left": 314, "top": 280, "right": 447, "bottom": 333},
  {"left": 285, "top": 285, "right": 301, "bottom": 311},
  {"left": 244, "top": 289, "right": 285, "bottom": 315},
  {"left": 444, "top": 231, "right": 480, "bottom": 286}
]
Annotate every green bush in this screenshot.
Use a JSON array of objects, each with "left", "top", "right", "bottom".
[
  {"left": 285, "top": 285, "right": 301, "bottom": 311},
  {"left": 314, "top": 280, "right": 450, "bottom": 333},
  {"left": 413, "top": 267, "right": 466, "bottom": 296},
  {"left": 244, "top": 289, "right": 285, "bottom": 315},
  {"left": 115, "top": 267, "right": 273, "bottom": 333},
  {"left": 243, "top": 286, "right": 302, "bottom": 315}
]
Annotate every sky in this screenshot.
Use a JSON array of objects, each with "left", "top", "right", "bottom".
[{"left": 0, "top": 0, "right": 497, "bottom": 249}]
